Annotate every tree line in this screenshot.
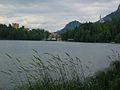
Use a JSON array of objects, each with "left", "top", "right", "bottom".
[
  {"left": 61, "top": 18, "right": 120, "bottom": 43},
  {"left": 0, "top": 24, "right": 49, "bottom": 40}
]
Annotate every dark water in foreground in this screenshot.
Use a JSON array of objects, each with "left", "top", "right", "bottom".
[{"left": 0, "top": 41, "right": 120, "bottom": 90}]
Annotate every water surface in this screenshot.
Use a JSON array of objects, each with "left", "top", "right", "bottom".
[{"left": 0, "top": 41, "right": 120, "bottom": 90}]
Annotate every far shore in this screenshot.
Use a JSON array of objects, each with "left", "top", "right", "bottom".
[{"left": 0, "top": 40, "right": 119, "bottom": 45}]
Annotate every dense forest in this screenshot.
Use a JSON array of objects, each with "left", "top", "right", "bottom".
[
  {"left": 0, "top": 24, "right": 49, "bottom": 40},
  {"left": 0, "top": 18, "right": 120, "bottom": 42},
  {"left": 61, "top": 18, "right": 120, "bottom": 43}
]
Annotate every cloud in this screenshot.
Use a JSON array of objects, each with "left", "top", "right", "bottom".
[{"left": 0, "top": 0, "right": 119, "bottom": 32}]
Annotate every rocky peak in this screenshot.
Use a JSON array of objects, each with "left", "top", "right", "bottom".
[{"left": 117, "top": 4, "right": 120, "bottom": 12}]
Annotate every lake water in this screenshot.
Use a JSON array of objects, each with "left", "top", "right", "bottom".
[{"left": 0, "top": 41, "right": 120, "bottom": 90}]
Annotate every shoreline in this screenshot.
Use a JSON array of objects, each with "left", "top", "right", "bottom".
[{"left": 0, "top": 40, "right": 119, "bottom": 45}]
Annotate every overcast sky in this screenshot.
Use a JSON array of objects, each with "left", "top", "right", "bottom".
[{"left": 0, "top": 0, "right": 119, "bottom": 32}]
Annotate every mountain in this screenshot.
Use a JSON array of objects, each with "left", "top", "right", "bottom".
[
  {"left": 58, "top": 20, "right": 81, "bottom": 34},
  {"left": 58, "top": 4, "right": 120, "bottom": 34},
  {"left": 101, "top": 4, "right": 120, "bottom": 22}
]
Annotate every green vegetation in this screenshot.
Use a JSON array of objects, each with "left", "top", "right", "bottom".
[
  {"left": 0, "top": 24, "right": 49, "bottom": 40},
  {"left": 61, "top": 18, "right": 120, "bottom": 43},
  {"left": 1, "top": 50, "right": 120, "bottom": 90}
]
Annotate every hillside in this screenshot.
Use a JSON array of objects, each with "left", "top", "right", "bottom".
[
  {"left": 61, "top": 4, "right": 120, "bottom": 43},
  {"left": 58, "top": 20, "right": 81, "bottom": 34},
  {"left": 102, "top": 4, "right": 120, "bottom": 22}
]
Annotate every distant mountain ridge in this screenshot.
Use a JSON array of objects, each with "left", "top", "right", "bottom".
[
  {"left": 58, "top": 4, "right": 120, "bottom": 34},
  {"left": 101, "top": 4, "right": 120, "bottom": 22},
  {"left": 58, "top": 20, "right": 81, "bottom": 34}
]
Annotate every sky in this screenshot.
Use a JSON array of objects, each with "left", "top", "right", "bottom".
[{"left": 0, "top": 0, "right": 119, "bottom": 32}]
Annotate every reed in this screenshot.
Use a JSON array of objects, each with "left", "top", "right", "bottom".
[{"left": 1, "top": 50, "right": 120, "bottom": 90}]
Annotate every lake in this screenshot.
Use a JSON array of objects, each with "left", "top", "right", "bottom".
[{"left": 0, "top": 41, "right": 120, "bottom": 90}]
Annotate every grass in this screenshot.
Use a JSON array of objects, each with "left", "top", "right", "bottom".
[{"left": 1, "top": 50, "right": 120, "bottom": 90}]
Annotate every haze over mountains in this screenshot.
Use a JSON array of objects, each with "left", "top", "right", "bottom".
[{"left": 58, "top": 4, "right": 120, "bottom": 34}]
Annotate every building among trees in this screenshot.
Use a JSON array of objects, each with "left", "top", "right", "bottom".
[
  {"left": 12, "top": 23, "right": 19, "bottom": 29},
  {"left": 48, "top": 32, "right": 61, "bottom": 41},
  {"left": 99, "top": 15, "right": 104, "bottom": 23}
]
